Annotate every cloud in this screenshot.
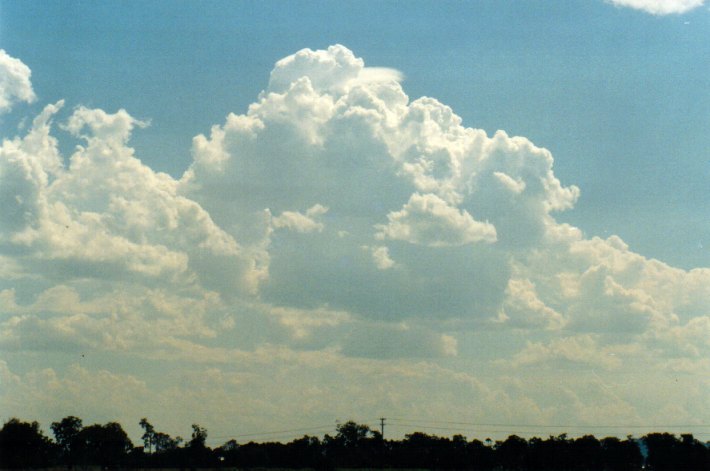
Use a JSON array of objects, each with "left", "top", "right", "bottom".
[
  {"left": 180, "top": 45, "right": 582, "bottom": 324},
  {"left": 376, "top": 192, "right": 497, "bottom": 247},
  {"left": 0, "top": 360, "right": 152, "bottom": 434},
  {"left": 508, "top": 335, "right": 626, "bottom": 370},
  {"left": 63, "top": 106, "right": 149, "bottom": 144},
  {"left": 0, "top": 50, "right": 36, "bottom": 113},
  {"left": 266, "top": 304, "right": 351, "bottom": 340},
  {"left": 0, "top": 284, "right": 225, "bottom": 355},
  {"left": 267, "top": 45, "right": 403, "bottom": 96},
  {"left": 4, "top": 44, "right": 708, "bottom": 350},
  {"left": 0, "top": 101, "right": 261, "bottom": 295},
  {"left": 271, "top": 204, "right": 328, "bottom": 233},
  {"left": 606, "top": 0, "right": 705, "bottom": 15},
  {"left": 339, "top": 321, "right": 458, "bottom": 359},
  {"left": 495, "top": 277, "right": 565, "bottom": 330},
  {"left": 2, "top": 44, "right": 710, "bottom": 434},
  {"left": 357, "top": 67, "right": 405, "bottom": 86},
  {"left": 366, "top": 245, "right": 396, "bottom": 270}
]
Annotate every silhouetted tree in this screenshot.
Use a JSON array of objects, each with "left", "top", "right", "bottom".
[
  {"left": 323, "top": 421, "right": 383, "bottom": 467},
  {"left": 189, "top": 423, "right": 208, "bottom": 449},
  {"left": 184, "top": 423, "right": 214, "bottom": 466},
  {"left": 469, "top": 438, "right": 496, "bottom": 470},
  {"left": 335, "top": 420, "right": 374, "bottom": 447},
  {"left": 51, "top": 415, "right": 83, "bottom": 464},
  {"left": 2, "top": 414, "right": 705, "bottom": 471},
  {"left": 271, "top": 435, "right": 323, "bottom": 469},
  {"left": 0, "top": 418, "right": 55, "bottom": 468},
  {"left": 137, "top": 417, "right": 183, "bottom": 463},
  {"left": 601, "top": 436, "right": 643, "bottom": 471},
  {"left": 154, "top": 431, "right": 182, "bottom": 451},
  {"left": 571, "top": 435, "right": 602, "bottom": 470},
  {"left": 74, "top": 422, "right": 133, "bottom": 466},
  {"left": 496, "top": 435, "right": 528, "bottom": 470},
  {"left": 396, "top": 431, "right": 449, "bottom": 469},
  {"left": 215, "top": 438, "right": 240, "bottom": 466},
  {"left": 139, "top": 417, "right": 156, "bottom": 453},
  {"left": 644, "top": 433, "right": 710, "bottom": 471},
  {"left": 678, "top": 434, "right": 710, "bottom": 471},
  {"left": 643, "top": 433, "right": 679, "bottom": 471}
]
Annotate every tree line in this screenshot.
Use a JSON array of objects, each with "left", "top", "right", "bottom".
[{"left": 1, "top": 417, "right": 709, "bottom": 470}]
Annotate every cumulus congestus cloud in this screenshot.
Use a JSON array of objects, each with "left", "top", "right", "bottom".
[
  {"left": 179, "top": 45, "right": 580, "bottom": 322},
  {"left": 1, "top": 46, "right": 709, "bottom": 433}
]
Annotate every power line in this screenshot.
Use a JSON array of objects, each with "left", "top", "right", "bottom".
[
  {"left": 387, "top": 417, "right": 710, "bottom": 429},
  {"left": 385, "top": 422, "right": 710, "bottom": 440},
  {"left": 204, "top": 417, "right": 710, "bottom": 445}
]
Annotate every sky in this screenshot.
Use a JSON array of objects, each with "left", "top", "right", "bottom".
[{"left": 0, "top": 0, "right": 709, "bottom": 446}]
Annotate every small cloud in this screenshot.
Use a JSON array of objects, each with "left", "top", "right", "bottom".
[
  {"left": 271, "top": 204, "right": 328, "bottom": 233},
  {"left": 267, "top": 305, "right": 351, "bottom": 339},
  {"left": 355, "top": 67, "right": 404, "bottom": 85},
  {"left": 362, "top": 245, "right": 396, "bottom": 270},
  {"left": 606, "top": 0, "right": 705, "bottom": 15},
  {"left": 0, "top": 49, "right": 36, "bottom": 113}
]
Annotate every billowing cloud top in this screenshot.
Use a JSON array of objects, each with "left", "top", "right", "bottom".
[
  {"left": 1, "top": 46, "right": 708, "bottom": 440},
  {"left": 0, "top": 49, "right": 36, "bottom": 113}
]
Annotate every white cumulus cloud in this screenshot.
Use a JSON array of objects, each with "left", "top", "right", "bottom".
[
  {"left": 0, "top": 50, "right": 36, "bottom": 113},
  {"left": 2, "top": 44, "right": 710, "bottom": 432},
  {"left": 271, "top": 204, "right": 328, "bottom": 233},
  {"left": 606, "top": 0, "right": 705, "bottom": 15},
  {"left": 376, "top": 192, "right": 497, "bottom": 246}
]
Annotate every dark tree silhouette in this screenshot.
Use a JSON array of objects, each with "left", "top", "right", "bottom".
[
  {"left": 154, "top": 431, "right": 182, "bottom": 451},
  {"left": 335, "top": 420, "right": 376, "bottom": 447},
  {"left": 601, "top": 436, "right": 644, "bottom": 471},
  {"left": 496, "top": 434, "right": 529, "bottom": 471},
  {"left": 5, "top": 414, "right": 710, "bottom": 471},
  {"left": 395, "top": 431, "right": 451, "bottom": 469},
  {"left": 323, "top": 420, "right": 383, "bottom": 468},
  {"left": 184, "top": 423, "right": 213, "bottom": 466},
  {"left": 571, "top": 435, "right": 602, "bottom": 470},
  {"left": 0, "top": 418, "right": 55, "bottom": 468},
  {"left": 189, "top": 423, "right": 208, "bottom": 449},
  {"left": 139, "top": 417, "right": 156, "bottom": 453},
  {"left": 643, "top": 432, "right": 710, "bottom": 471},
  {"left": 469, "top": 438, "right": 496, "bottom": 470},
  {"left": 50, "top": 415, "right": 83, "bottom": 464},
  {"left": 643, "top": 433, "right": 681, "bottom": 471},
  {"left": 73, "top": 422, "right": 133, "bottom": 466},
  {"left": 678, "top": 434, "right": 710, "bottom": 471},
  {"left": 138, "top": 418, "right": 182, "bottom": 456}
]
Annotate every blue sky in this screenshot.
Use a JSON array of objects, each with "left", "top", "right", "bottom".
[{"left": 1, "top": 0, "right": 709, "bottom": 444}]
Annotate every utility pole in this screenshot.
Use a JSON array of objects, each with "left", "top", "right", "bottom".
[{"left": 379, "top": 417, "right": 386, "bottom": 439}]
